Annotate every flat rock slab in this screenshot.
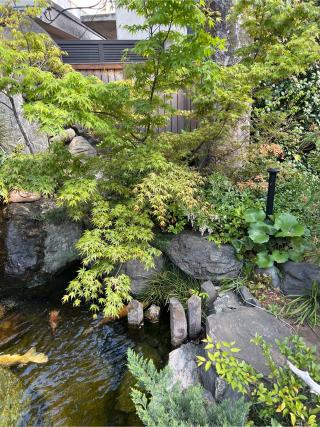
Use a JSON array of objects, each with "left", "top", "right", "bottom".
[
  {"left": 206, "top": 307, "right": 291, "bottom": 375},
  {"left": 166, "top": 231, "right": 242, "bottom": 282}
]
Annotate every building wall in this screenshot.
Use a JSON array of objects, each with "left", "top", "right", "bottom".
[{"left": 116, "top": 7, "right": 148, "bottom": 40}]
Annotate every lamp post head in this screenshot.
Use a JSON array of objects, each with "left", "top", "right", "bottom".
[{"left": 267, "top": 168, "right": 280, "bottom": 174}]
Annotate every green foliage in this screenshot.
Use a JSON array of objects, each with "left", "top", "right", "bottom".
[
  {"left": 62, "top": 200, "right": 159, "bottom": 317},
  {"left": 233, "top": 0, "right": 320, "bottom": 81},
  {"left": 233, "top": 208, "right": 308, "bottom": 268},
  {"left": 199, "top": 335, "right": 320, "bottom": 426},
  {"left": 0, "top": 142, "right": 75, "bottom": 201},
  {"left": 1, "top": 0, "right": 320, "bottom": 317},
  {"left": 127, "top": 348, "right": 250, "bottom": 427},
  {"left": 253, "top": 63, "right": 320, "bottom": 165},
  {"left": 140, "top": 263, "right": 200, "bottom": 308},
  {"left": 197, "top": 336, "right": 260, "bottom": 394},
  {"left": 0, "top": 367, "right": 25, "bottom": 427},
  {"left": 192, "top": 172, "right": 263, "bottom": 244},
  {"left": 0, "top": 1, "right": 70, "bottom": 153},
  {"left": 284, "top": 282, "right": 320, "bottom": 326}
]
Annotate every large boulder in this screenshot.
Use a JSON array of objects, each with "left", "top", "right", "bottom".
[
  {"left": 0, "top": 93, "right": 48, "bottom": 154},
  {"left": 165, "top": 231, "right": 242, "bottom": 282},
  {"left": 0, "top": 199, "right": 82, "bottom": 290},
  {"left": 280, "top": 261, "right": 320, "bottom": 296},
  {"left": 206, "top": 307, "right": 291, "bottom": 375},
  {"left": 121, "top": 255, "right": 164, "bottom": 296}
]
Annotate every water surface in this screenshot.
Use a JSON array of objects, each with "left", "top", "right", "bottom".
[{"left": 1, "top": 284, "right": 170, "bottom": 426}]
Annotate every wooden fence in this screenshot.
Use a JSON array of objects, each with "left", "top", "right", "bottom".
[{"left": 72, "top": 63, "right": 197, "bottom": 133}]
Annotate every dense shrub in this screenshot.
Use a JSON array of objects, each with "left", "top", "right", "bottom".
[{"left": 127, "top": 348, "right": 250, "bottom": 427}]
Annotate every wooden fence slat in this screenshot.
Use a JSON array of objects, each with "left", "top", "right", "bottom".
[{"left": 73, "top": 64, "right": 198, "bottom": 134}]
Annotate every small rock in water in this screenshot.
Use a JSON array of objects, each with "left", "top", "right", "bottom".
[
  {"left": 187, "top": 294, "right": 202, "bottom": 339},
  {"left": 169, "top": 298, "right": 187, "bottom": 347},
  {"left": 127, "top": 300, "right": 144, "bottom": 326},
  {"left": 144, "top": 304, "right": 160, "bottom": 323}
]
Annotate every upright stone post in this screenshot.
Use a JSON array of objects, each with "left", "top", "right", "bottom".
[
  {"left": 187, "top": 294, "right": 202, "bottom": 339},
  {"left": 127, "top": 300, "right": 144, "bottom": 326},
  {"left": 169, "top": 298, "right": 187, "bottom": 347}
]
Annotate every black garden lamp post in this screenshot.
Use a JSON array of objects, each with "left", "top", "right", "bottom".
[{"left": 266, "top": 168, "right": 280, "bottom": 218}]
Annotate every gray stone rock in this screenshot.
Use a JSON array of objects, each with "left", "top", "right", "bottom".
[
  {"left": 168, "top": 342, "right": 201, "bottom": 389},
  {"left": 280, "top": 261, "right": 320, "bottom": 296},
  {"left": 68, "top": 136, "right": 97, "bottom": 157},
  {"left": 121, "top": 255, "right": 164, "bottom": 296},
  {"left": 201, "top": 281, "right": 218, "bottom": 305},
  {"left": 206, "top": 307, "right": 291, "bottom": 375},
  {"left": 0, "top": 93, "right": 48, "bottom": 154},
  {"left": 169, "top": 298, "right": 187, "bottom": 347},
  {"left": 187, "top": 294, "right": 202, "bottom": 339},
  {"left": 239, "top": 286, "right": 261, "bottom": 308},
  {"left": 0, "top": 200, "right": 82, "bottom": 289},
  {"left": 144, "top": 304, "right": 160, "bottom": 323},
  {"left": 50, "top": 128, "right": 76, "bottom": 144},
  {"left": 127, "top": 300, "right": 144, "bottom": 326},
  {"left": 255, "top": 266, "right": 281, "bottom": 289},
  {"left": 213, "top": 291, "right": 241, "bottom": 314},
  {"left": 165, "top": 231, "right": 242, "bottom": 282},
  {"left": 214, "top": 376, "right": 242, "bottom": 403}
]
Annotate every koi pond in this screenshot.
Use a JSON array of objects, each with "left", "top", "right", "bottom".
[{"left": 0, "top": 275, "right": 171, "bottom": 426}]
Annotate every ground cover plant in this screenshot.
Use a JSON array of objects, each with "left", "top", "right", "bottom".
[{"left": 0, "top": 0, "right": 319, "bottom": 319}]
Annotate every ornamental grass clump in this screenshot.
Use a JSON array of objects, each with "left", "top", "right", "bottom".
[
  {"left": 141, "top": 264, "right": 200, "bottom": 308},
  {"left": 284, "top": 281, "right": 320, "bottom": 326}
]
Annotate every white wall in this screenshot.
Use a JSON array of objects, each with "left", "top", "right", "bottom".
[
  {"left": 116, "top": 7, "right": 148, "bottom": 40},
  {"left": 116, "top": 7, "right": 187, "bottom": 40}
]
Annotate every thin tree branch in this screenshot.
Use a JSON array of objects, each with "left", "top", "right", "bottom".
[
  {"left": 287, "top": 361, "right": 320, "bottom": 395},
  {"left": 8, "top": 96, "right": 35, "bottom": 154}
]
